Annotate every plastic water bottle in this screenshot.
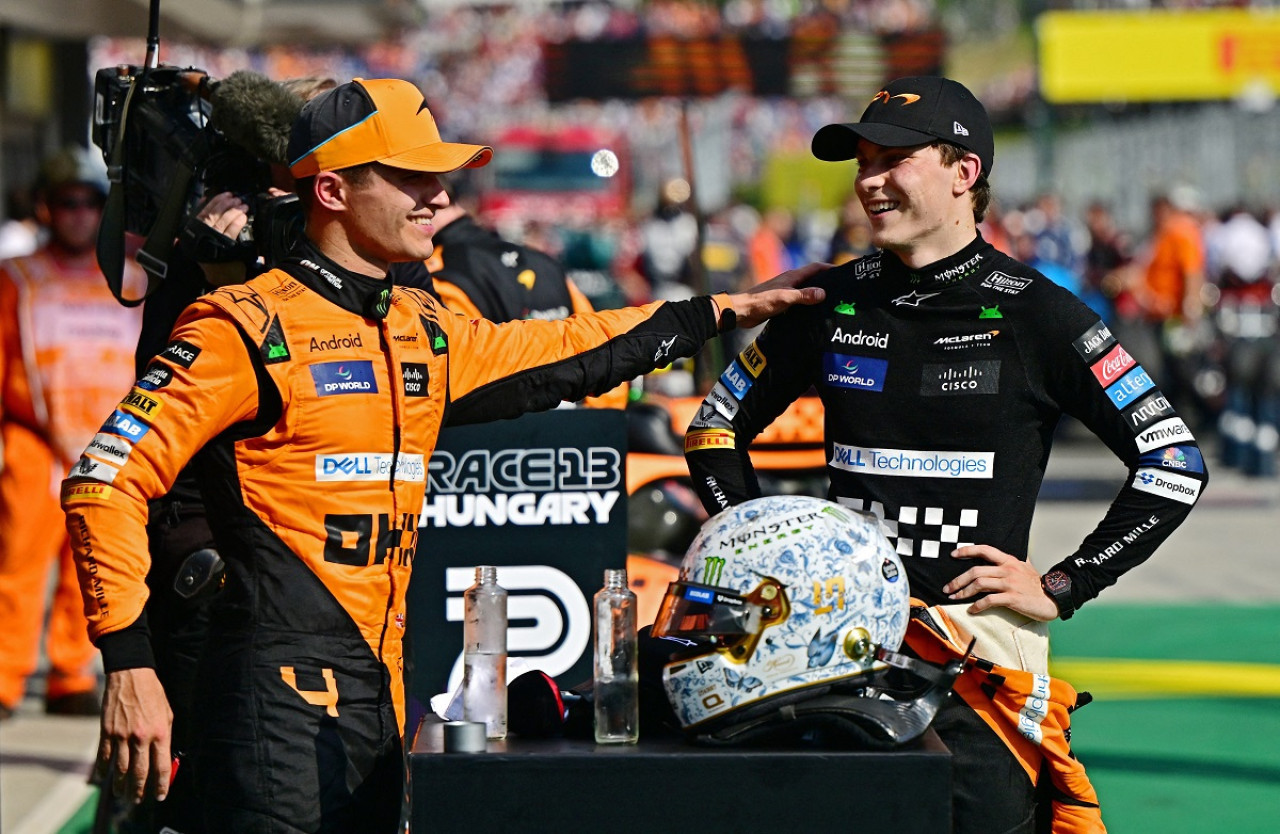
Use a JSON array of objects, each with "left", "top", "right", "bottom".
[
  {"left": 462, "top": 565, "right": 507, "bottom": 740},
  {"left": 593, "top": 568, "right": 639, "bottom": 744}
]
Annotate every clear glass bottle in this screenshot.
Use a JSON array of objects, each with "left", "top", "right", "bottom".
[
  {"left": 593, "top": 568, "right": 639, "bottom": 744},
  {"left": 462, "top": 565, "right": 508, "bottom": 740}
]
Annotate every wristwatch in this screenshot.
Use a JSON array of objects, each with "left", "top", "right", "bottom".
[{"left": 1040, "top": 569, "right": 1075, "bottom": 621}]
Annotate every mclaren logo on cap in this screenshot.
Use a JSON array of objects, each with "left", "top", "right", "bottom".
[{"left": 872, "top": 91, "right": 921, "bottom": 105}]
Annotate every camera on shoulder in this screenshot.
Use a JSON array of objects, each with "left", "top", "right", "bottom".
[{"left": 93, "top": 63, "right": 305, "bottom": 303}]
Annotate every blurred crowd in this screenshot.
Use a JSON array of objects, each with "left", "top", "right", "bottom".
[{"left": 88, "top": 0, "right": 937, "bottom": 209}]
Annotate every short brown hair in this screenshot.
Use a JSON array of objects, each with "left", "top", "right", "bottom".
[
  {"left": 935, "top": 142, "right": 990, "bottom": 222},
  {"left": 294, "top": 163, "right": 375, "bottom": 213}
]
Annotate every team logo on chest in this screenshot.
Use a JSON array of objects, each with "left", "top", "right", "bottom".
[
  {"left": 920, "top": 361, "right": 1000, "bottom": 396},
  {"left": 822, "top": 353, "right": 888, "bottom": 392},
  {"left": 402, "top": 363, "right": 430, "bottom": 398},
  {"left": 310, "top": 361, "right": 378, "bottom": 396}
]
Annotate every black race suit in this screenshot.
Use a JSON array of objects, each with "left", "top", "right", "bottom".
[
  {"left": 685, "top": 234, "right": 1207, "bottom": 833},
  {"left": 428, "top": 214, "right": 586, "bottom": 323}
]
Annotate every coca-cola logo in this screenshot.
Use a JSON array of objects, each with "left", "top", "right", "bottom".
[{"left": 1091, "top": 344, "right": 1135, "bottom": 386}]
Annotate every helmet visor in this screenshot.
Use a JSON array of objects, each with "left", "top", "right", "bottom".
[{"left": 651, "top": 581, "right": 765, "bottom": 641}]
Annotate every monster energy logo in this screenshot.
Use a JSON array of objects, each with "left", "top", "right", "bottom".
[
  {"left": 703, "top": 556, "right": 726, "bottom": 585},
  {"left": 374, "top": 289, "right": 391, "bottom": 318}
]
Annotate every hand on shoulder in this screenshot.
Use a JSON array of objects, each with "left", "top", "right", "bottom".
[{"left": 727, "top": 262, "right": 830, "bottom": 329}]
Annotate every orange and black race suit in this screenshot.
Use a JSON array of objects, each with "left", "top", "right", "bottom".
[
  {"left": 62, "top": 241, "right": 726, "bottom": 833},
  {"left": 906, "top": 605, "right": 1105, "bottom": 834}
]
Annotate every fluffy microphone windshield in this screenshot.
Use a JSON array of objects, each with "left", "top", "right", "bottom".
[{"left": 209, "top": 70, "right": 304, "bottom": 166}]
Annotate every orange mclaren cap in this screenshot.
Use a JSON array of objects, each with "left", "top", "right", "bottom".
[{"left": 287, "top": 78, "right": 492, "bottom": 178}]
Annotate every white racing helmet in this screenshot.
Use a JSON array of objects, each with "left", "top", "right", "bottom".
[{"left": 652, "top": 495, "right": 911, "bottom": 732}]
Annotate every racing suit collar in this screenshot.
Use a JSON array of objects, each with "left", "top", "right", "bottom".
[
  {"left": 280, "top": 240, "right": 393, "bottom": 318},
  {"left": 887, "top": 233, "right": 992, "bottom": 289}
]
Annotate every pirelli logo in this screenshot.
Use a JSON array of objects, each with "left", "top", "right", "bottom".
[
  {"left": 61, "top": 482, "right": 114, "bottom": 502},
  {"left": 685, "top": 428, "right": 735, "bottom": 453},
  {"left": 120, "top": 389, "right": 163, "bottom": 419},
  {"left": 739, "top": 341, "right": 767, "bottom": 378}
]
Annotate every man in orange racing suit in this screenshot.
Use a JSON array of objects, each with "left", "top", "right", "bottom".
[{"left": 61, "top": 77, "right": 824, "bottom": 833}]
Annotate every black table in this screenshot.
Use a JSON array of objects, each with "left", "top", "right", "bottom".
[{"left": 409, "top": 717, "right": 952, "bottom": 832}]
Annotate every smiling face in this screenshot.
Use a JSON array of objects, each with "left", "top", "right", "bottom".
[
  {"left": 853, "top": 139, "right": 980, "bottom": 268},
  {"left": 338, "top": 163, "right": 450, "bottom": 272}
]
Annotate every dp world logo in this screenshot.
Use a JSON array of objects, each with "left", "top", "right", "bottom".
[
  {"left": 310, "top": 360, "right": 377, "bottom": 396},
  {"left": 442, "top": 565, "right": 590, "bottom": 692}
]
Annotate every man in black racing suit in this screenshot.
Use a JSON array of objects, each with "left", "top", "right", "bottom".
[{"left": 685, "top": 77, "right": 1207, "bottom": 833}]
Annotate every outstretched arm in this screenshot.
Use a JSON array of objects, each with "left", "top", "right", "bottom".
[
  {"left": 725, "top": 263, "right": 828, "bottom": 329},
  {"left": 442, "top": 264, "right": 827, "bottom": 425}
]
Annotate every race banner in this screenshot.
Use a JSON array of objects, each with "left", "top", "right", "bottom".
[{"left": 405, "top": 409, "right": 627, "bottom": 710}]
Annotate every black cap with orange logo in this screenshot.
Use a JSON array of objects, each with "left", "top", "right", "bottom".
[
  {"left": 287, "top": 78, "right": 492, "bottom": 178},
  {"left": 812, "top": 76, "right": 994, "bottom": 176}
]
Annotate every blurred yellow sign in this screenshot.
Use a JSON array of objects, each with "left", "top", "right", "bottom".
[{"left": 1039, "top": 10, "right": 1280, "bottom": 103}]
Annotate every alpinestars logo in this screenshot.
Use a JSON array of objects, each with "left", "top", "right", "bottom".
[{"left": 892, "top": 290, "right": 941, "bottom": 307}]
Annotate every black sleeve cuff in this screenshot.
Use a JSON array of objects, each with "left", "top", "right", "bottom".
[{"left": 96, "top": 612, "right": 156, "bottom": 673}]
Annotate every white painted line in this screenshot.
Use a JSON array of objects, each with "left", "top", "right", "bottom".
[{"left": 10, "top": 775, "right": 95, "bottom": 834}]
